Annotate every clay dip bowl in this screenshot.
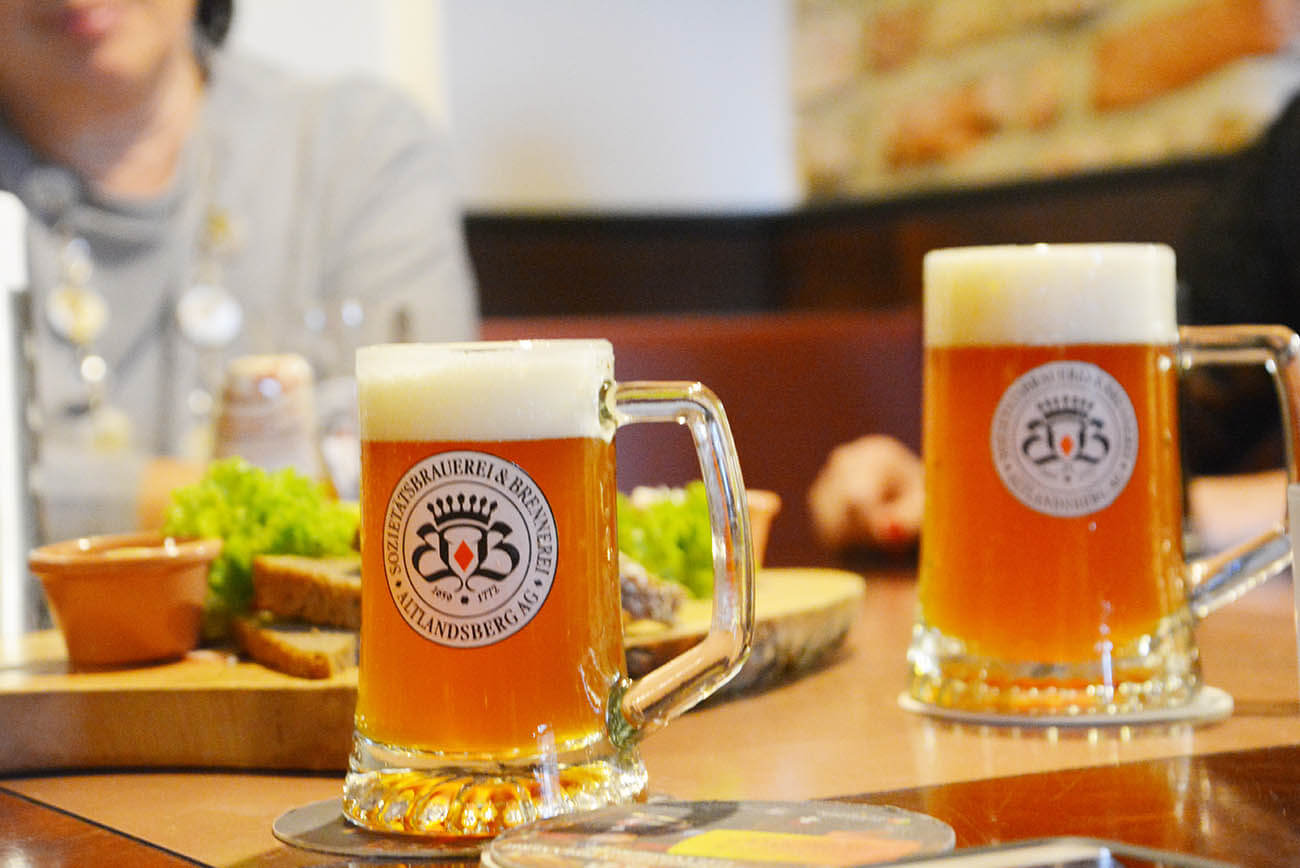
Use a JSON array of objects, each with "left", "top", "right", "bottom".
[
  {"left": 746, "top": 488, "right": 782, "bottom": 568},
  {"left": 28, "top": 531, "right": 222, "bottom": 667}
]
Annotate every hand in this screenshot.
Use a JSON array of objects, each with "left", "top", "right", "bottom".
[{"left": 807, "top": 435, "right": 923, "bottom": 551}]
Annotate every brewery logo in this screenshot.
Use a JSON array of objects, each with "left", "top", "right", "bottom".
[
  {"left": 990, "top": 361, "right": 1138, "bottom": 518},
  {"left": 383, "top": 450, "right": 557, "bottom": 648}
]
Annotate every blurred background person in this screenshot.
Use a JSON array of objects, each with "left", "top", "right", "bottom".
[
  {"left": 809, "top": 89, "right": 1300, "bottom": 557},
  {"left": 0, "top": 0, "right": 477, "bottom": 466}
]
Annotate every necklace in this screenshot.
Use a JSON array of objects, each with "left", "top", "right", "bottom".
[
  {"left": 175, "top": 189, "right": 245, "bottom": 437},
  {"left": 27, "top": 142, "right": 245, "bottom": 454},
  {"left": 26, "top": 167, "right": 120, "bottom": 447}
]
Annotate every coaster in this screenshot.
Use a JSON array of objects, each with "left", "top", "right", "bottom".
[
  {"left": 897, "top": 685, "right": 1233, "bottom": 728},
  {"left": 272, "top": 797, "right": 484, "bottom": 860},
  {"left": 482, "top": 800, "right": 955, "bottom": 868}
]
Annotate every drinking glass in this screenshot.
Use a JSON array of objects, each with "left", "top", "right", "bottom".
[
  {"left": 343, "top": 340, "right": 754, "bottom": 840},
  {"left": 908, "top": 243, "right": 1299, "bottom": 716}
]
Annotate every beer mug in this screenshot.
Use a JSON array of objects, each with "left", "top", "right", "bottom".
[
  {"left": 908, "top": 244, "right": 1299, "bottom": 717},
  {"left": 343, "top": 340, "right": 755, "bottom": 840}
]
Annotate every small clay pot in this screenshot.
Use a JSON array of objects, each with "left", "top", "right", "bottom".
[
  {"left": 746, "top": 489, "right": 782, "bottom": 568},
  {"left": 29, "top": 532, "right": 222, "bottom": 667}
]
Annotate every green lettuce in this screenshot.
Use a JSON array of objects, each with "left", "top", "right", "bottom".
[
  {"left": 161, "top": 458, "right": 359, "bottom": 622},
  {"left": 616, "top": 482, "right": 713, "bottom": 598}
]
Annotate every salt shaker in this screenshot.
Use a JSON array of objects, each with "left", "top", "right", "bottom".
[{"left": 212, "top": 353, "right": 326, "bottom": 484}]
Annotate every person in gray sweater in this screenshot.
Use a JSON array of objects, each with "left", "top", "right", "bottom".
[{"left": 0, "top": 0, "right": 478, "bottom": 459}]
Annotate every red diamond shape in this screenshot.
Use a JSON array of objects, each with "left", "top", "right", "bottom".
[{"left": 454, "top": 541, "right": 474, "bottom": 572}]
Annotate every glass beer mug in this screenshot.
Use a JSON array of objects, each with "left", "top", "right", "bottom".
[
  {"left": 343, "top": 340, "right": 755, "bottom": 841},
  {"left": 908, "top": 244, "right": 1299, "bottom": 717}
]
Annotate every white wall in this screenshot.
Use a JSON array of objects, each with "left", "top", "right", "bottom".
[
  {"left": 227, "top": 0, "right": 447, "bottom": 120},
  {"left": 229, "top": 1, "right": 800, "bottom": 214},
  {"left": 442, "top": 1, "right": 798, "bottom": 214}
]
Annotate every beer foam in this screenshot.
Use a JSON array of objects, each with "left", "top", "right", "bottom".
[
  {"left": 924, "top": 244, "right": 1178, "bottom": 346},
  {"left": 356, "top": 340, "right": 614, "bottom": 442}
]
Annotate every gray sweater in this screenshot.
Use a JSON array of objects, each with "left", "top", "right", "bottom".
[{"left": 1, "top": 48, "right": 478, "bottom": 456}]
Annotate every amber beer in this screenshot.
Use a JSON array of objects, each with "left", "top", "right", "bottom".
[
  {"left": 345, "top": 339, "right": 755, "bottom": 839},
  {"left": 910, "top": 244, "right": 1194, "bottom": 713},
  {"left": 352, "top": 341, "right": 622, "bottom": 754},
  {"left": 356, "top": 436, "right": 621, "bottom": 754}
]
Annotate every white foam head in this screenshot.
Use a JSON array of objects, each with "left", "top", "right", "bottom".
[
  {"left": 356, "top": 340, "right": 613, "bottom": 442},
  {"left": 924, "top": 244, "right": 1178, "bottom": 347}
]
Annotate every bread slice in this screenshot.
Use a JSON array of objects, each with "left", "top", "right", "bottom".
[
  {"left": 231, "top": 613, "right": 357, "bottom": 679},
  {"left": 250, "top": 553, "right": 361, "bottom": 630},
  {"left": 619, "top": 552, "right": 686, "bottom": 625}
]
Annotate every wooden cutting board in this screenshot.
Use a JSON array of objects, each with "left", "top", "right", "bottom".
[
  {"left": 624, "top": 567, "right": 866, "bottom": 694},
  {"left": 0, "top": 568, "right": 864, "bottom": 773}
]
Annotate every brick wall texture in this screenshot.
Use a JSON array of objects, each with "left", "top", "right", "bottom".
[{"left": 795, "top": 0, "right": 1300, "bottom": 200}]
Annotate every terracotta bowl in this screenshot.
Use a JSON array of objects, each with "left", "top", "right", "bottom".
[
  {"left": 28, "top": 532, "right": 222, "bottom": 667},
  {"left": 746, "top": 489, "right": 782, "bottom": 568}
]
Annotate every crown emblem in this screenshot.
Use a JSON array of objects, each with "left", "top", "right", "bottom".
[
  {"left": 1036, "top": 395, "right": 1094, "bottom": 420},
  {"left": 427, "top": 493, "right": 498, "bottom": 528}
]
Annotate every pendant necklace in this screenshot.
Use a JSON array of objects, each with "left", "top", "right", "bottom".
[
  {"left": 176, "top": 175, "right": 244, "bottom": 435},
  {"left": 31, "top": 143, "right": 245, "bottom": 454},
  {"left": 28, "top": 167, "right": 124, "bottom": 448}
]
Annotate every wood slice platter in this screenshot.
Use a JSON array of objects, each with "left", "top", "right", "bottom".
[
  {"left": 0, "top": 568, "right": 863, "bottom": 774},
  {"left": 624, "top": 567, "right": 866, "bottom": 694}
]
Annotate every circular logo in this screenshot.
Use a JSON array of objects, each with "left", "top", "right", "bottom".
[
  {"left": 383, "top": 450, "right": 557, "bottom": 647},
  {"left": 990, "top": 361, "right": 1139, "bottom": 518}
]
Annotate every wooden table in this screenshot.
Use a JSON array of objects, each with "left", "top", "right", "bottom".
[{"left": 2, "top": 569, "right": 1297, "bottom": 866}]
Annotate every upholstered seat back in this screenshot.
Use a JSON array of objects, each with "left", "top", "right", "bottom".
[{"left": 482, "top": 308, "right": 922, "bottom": 567}]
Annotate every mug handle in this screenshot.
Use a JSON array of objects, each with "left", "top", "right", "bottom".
[
  {"left": 1179, "top": 325, "right": 1300, "bottom": 617},
  {"left": 604, "top": 380, "right": 756, "bottom": 746}
]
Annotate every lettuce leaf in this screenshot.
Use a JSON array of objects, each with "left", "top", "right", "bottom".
[
  {"left": 161, "top": 458, "right": 359, "bottom": 622},
  {"left": 616, "top": 482, "right": 713, "bottom": 598}
]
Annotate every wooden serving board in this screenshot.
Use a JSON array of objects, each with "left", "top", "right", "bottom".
[
  {"left": 624, "top": 567, "right": 866, "bottom": 694},
  {"left": 0, "top": 568, "right": 863, "bottom": 773}
]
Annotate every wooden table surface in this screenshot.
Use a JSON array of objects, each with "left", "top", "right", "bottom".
[{"left": 2, "top": 568, "right": 1297, "bottom": 866}]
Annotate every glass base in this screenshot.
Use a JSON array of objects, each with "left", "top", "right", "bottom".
[
  {"left": 905, "top": 610, "right": 1201, "bottom": 716},
  {"left": 342, "top": 732, "right": 648, "bottom": 839}
]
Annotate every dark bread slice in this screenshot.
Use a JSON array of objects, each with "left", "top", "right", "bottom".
[
  {"left": 250, "top": 553, "right": 361, "bottom": 629},
  {"left": 243, "top": 551, "right": 680, "bottom": 670},
  {"left": 231, "top": 613, "right": 357, "bottom": 679},
  {"left": 619, "top": 552, "right": 685, "bottom": 625}
]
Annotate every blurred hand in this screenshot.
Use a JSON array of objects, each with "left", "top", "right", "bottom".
[{"left": 808, "top": 435, "right": 923, "bottom": 551}]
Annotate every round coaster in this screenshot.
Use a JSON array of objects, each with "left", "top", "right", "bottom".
[
  {"left": 897, "top": 685, "right": 1233, "bottom": 728},
  {"left": 272, "top": 797, "right": 484, "bottom": 860},
  {"left": 483, "top": 800, "right": 955, "bottom": 868}
]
